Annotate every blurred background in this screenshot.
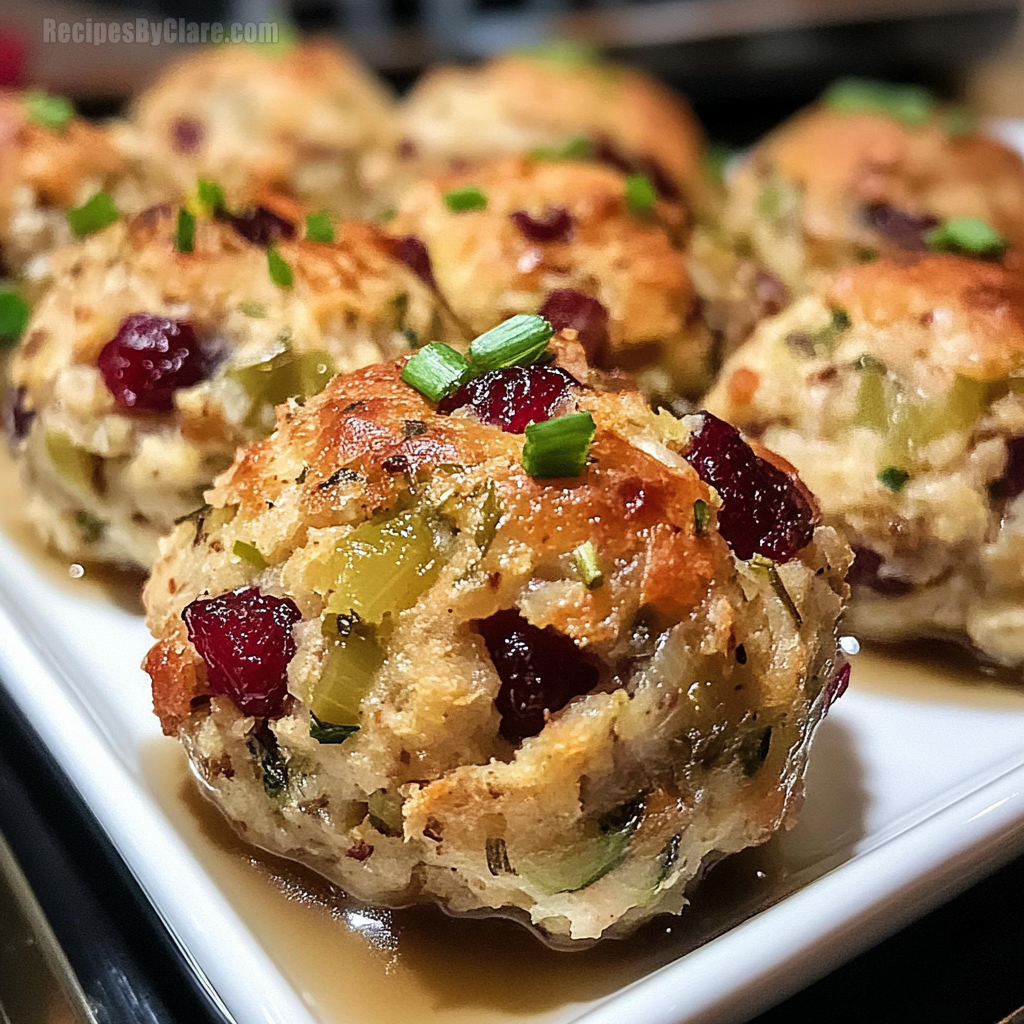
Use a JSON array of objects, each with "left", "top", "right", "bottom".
[{"left": 3, "top": 0, "right": 1024, "bottom": 141}]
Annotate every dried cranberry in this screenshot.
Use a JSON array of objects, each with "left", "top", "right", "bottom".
[
  {"left": 222, "top": 206, "right": 296, "bottom": 246},
  {"left": 861, "top": 204, "right": 938, "bottom": 251},
  {"left": 510, "top": 207, "right": 573, "bottom": 243},
  {"left": 683, "top": 412, "right": 818, "bottom": 562},
  {"left": 2, "top": 385, "right": 34, "bottom": 446},
  {"left": 384, "top": 234, "right": 437, "bottom": 290},
  {"left": 538, "top": 289, "right": 610, "bottom": 363},
  {"left": 439, "top": 365, "right": 579, "bottom": 433},
  {"left": 170, "top": 116, "right": 204, "bottom": 155},
  {"left": 825, "top": 661, "right": 851, "bottom": 710},
  {"left": 347, "top": 840, "right": 374, "bottom": 861},
  {"left": 183, "top": 587, "right": 301, "bottom": 719},
  {"left": 477, "top": 609, "right": 599, "bottom": 743},
  {"left": 97, "top": 314, "right": 208, "bottom": 412},
  {"left": 593, "top": 139, "right": 679, "bottom": 200},
  {"left": 848, "top": 546, "right": 914, "bottom": 595},
  {"left": 992, "top": 436, "right": 1024, "bottom": 501}
]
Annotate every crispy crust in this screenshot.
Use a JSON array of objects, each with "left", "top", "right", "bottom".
[{"left": 392, "top": 156, "right": 710, "bottom": 396}]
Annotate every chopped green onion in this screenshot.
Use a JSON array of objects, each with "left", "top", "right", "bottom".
[
  {"left": 854, "top": 353, "right": 883, "bottom": 371},
  {"left": 877, "top": 467, "right": 910, "bottom": 492},
  {"left": 522, "top": 412, "right": 596, "bottom": 479},
  {"left": 401, "top": 342, "right": 471, "bottom": 401},
  {"left": 23, "top": 91, "right": 74, "bottom": 132},
  {"left": 66, "top": 191, "right": 119, "bottom": 237},
  {"left": 624, "top": 173, "right": 657, "bottom": 213},
  {"left": 74, "top": 509, "right": 104, "bottom": 543},
  {"left": 469, "top": 313, "right": 554, "bottom": 371},
  {"left": 0, "top": 292, "right": 30, "bottom": 348},
  {"left": 830, "top": 307, "right": 851, "bottom": 331},
  {"left": 267, "top": 245, "right": 293, "bottom": 288},
  {"left": 926, "top": 217, "right": 1008, "bottom": 259},
  {"left": 572, "top": 541, "right": 603, "bottom": 590},
  {"left": 520, "top": 39, "right": 602, "bottom": 68},
  {"left": 443, "top": 185, "right": 488, "bottom": 213},
  {"left": 232, "top": 539, "right": 267, "bottom": 569},
  {"left": 196, "top": 177, "right": 227, "bottom": 216},
  {"left": 693, "top": 498, "right": 710, "bottom": 535},
  {"left": 309, "top": 713, "right": 359, "bottom": 744},
  {"left": 529, "top": 134, "right": 594, "bottom": 162},
  {"left": 304, "top": 211, "right": 334, "bottom": 243},
  {"left": 823, "top": 78, "right": 934, "bottom": 126},
  {"left": 174, "top": 207, "right": 195, "bottom": 253},
  {"left": 238, "top": 301, "right": 267, "bottom": 318},
  {"left": 376, "top": 206, "right": 397, "bottom": 224}
]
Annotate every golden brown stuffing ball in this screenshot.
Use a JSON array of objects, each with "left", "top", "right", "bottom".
[
  {"left": 692, "top": 80, "right": 1024, "bottom": 351},
  {"left": 6, "top": 197, "right": 442, "bottom": 568},
  {"left": 391, "top": 156, "right": 711, "bottom": 399},
  {"left": 120, "top": 41, "right": 398, "bottom": 218},
  {"left": 142, "top": 331, "right": 849, "bottom": 944},
  {"left": 706, "top": 250, "right": 1024, "bottom": 669},
  {"left": 398, "top": 49, "right": 707, "bottom": 216},
  {"left": 0, "top": 90, "right": 135, "bottom": 283}
]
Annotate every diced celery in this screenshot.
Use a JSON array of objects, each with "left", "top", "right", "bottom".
[
  {"left": 228, "top": 343, "right": 335, "bottom": 430},
  {"left": 368, "top": 789, "right": 403, "bottom": 836},
  {"left": 472, "top": 481, "right": 502, "bottom": 551},
  {"left": 311, "top": 509, "right": 449, "bottom": 623},
  {"left": 519, "top": 829, "right": 631, "bottom": 894},
  {"left": 852, "top": 360, "right": 889, "bottom": 432},
  {"left": 45, "top": 431, "right": 96, "bottom": 497},
  {"left": 310, "top": 626, "right": 384, "bottom": 726}
]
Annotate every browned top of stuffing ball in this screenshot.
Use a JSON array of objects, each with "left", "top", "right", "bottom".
[
  {"left": 0, "top": 90, "right": 125, "bottom": 212},
  {"left": 146, "top": 346, "right": 726, "bottom": 733},
  {"left": 827, "top": 252, "right": 1024, "bottom": 380},
  {"left": 756, "top": 105, "right": 1024, "bottom": 248}
]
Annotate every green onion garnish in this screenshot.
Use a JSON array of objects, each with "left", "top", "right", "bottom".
[
  {"left": 572, "top": 541, "right": 603, "bottom": 589},
  {"left": 522, "top": 412, "right": 595, "bottom": 479},
  {"left": 267, "top": 246, "right": 293, "bottom": 288},
  {"left": 926, "top": 217, "right": 1008, "bottom": 259},
  {"left": 0, "top": 292, "right": 30, "bottom": 348},
  {"left": 520, "top": 39, "right": 601, "bottom": 68},
  {"left": 529, "top": 135, "right": 594, "bottom": 162},
  {"left": 23, "top": 91, "right": 74, "bottom": 132},
  {"left": 443, "top": 186, "right": 488, "bottom": 213},
  {"left": 468, "top": 314, "right": 554, "bottom": 372},
  {"left": 309, "top": 713, "right": 359, "bottom": 744},
  {"left": 624, "top": 173, "right": 657, "bottom": 213},
  {"left": 693, "top": 498, "right": 710, "bottom": 535},
  {"left": 174, "top": 207, "right": 196, "bottom": 253},
  {"left": 66, "top": 191, "right": 119, "bottom": 237},
  {"left": 823, "top": 78, "right": 934, "bottom": 126},
  {"left": 305, "top": 212, "right": 335, "bottom": 244},
  {"left": 232, "top": 539, "right": 267, "bottom": 569},
  {"left": 196, "top": 178, "right": 227, "bottom": 216},
  {"left": 877, "top": 467, "right": 910, "bottom": 492},
  {"left": 401, "top": 343, "right": 471, "bottom": 401},
  {"left": 74, "top": 510, "right": 104, "bottom": 543}
]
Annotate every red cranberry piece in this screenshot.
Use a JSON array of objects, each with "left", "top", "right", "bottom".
[
  {"left": 383, "top": 234, "right": 437, "bottom": 290},
  {"left": 477, "top": 609, "right": 599, "bottom": 743},
  {"left": 97, "top": 314, "right": 208, "bottom": 412},
  {"left": 3, "top": 385, "right": 34, "bottom": 446},
  {"left": 223, "top": 206, "right": 296, "bottom": 246},
  {"left": 510, "top": 207, "right": 573, "bottom": 243},
  {"left": 824, "top": 660, "right": 851, "bottom": 710},
  {"left": 438, "top": 365, "right": 579, "bottom": 433},
  {"left": 683, "top": 412, "right": 818, "bottom": 562},
  {"left": 592, "top": 139, "right": 679, "bottom": 200},
  {"left": 848, "top": 546, "right": 914, "bottom": 595},
  {"left": 992, "top": 436, "right": 1024, "bottom": 501},
  {"left": 183, "top": 587, "right": 301, "bottom": 719},
  {"left": 538, "top": 289, "right": 610, "bottom": 363},
  {"left": 170, "top": 116, "right": 204, "bottom": 155},
  {"left": 861, "top": 204, "right": 938, "bottom": 251}
]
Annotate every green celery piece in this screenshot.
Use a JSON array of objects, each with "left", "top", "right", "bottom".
[
  {"left": 66, "top": 192, "right": 119, "bottom": 237},
  {"left": 310, "top": 627, "right": 385, "bottom": 726},
  {"left": 232, "top": 540, "right": 267, "bottom": 569},
  {"left": 519, "top": 829, "right": 631, "bottom": 894},
  {"left": 228, "top": 345, "right": 335, "bottom": 431},
  {"left": 45, "top": 431, "right": 96, "bottom": 497},
  {"left": 0, "top": 291, "right": 30, "bottom": 348},
  {"left": 443, "top": 186, "right": 488, "bottom": 212}
]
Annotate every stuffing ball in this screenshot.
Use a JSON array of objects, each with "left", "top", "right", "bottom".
[
  {"left": 706, "top": 251, "right": 1024, "bottom": 669},
  {"left": 142, "top": 333, "right": 850, "bottom": 944},
  {"left": 6, "top": 199, "right": 441, "bottom": 568},
  {"left": 692, "top": 81, "right": 1024, "bottom": 350},
  {"left": 121, "top": 41, "right": 398, "bottom": 218},
  {"left": 391, "top": 156, "right": 712, "bottom": 399},
  {"left": 398, "top": 49, "right": 707, "bottom": 216},
  {"left": 0, "top": 90, "right": 135, "bottom": 283}
]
